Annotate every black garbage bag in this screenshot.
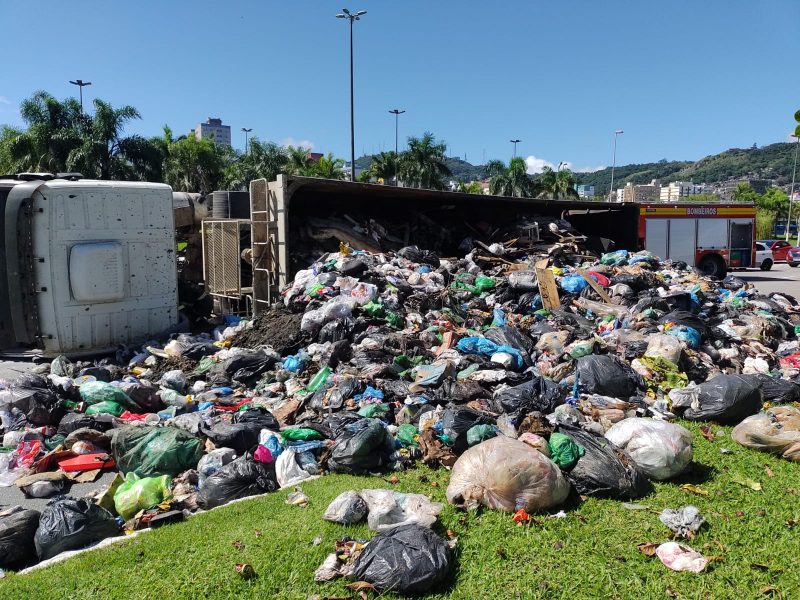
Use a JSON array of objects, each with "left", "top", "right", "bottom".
[
  {"left": 25, "top": 394, "right": 66, "bottom": 427},
  {"left": 683, "top": 374, "right": 764, "bottom": 424},
  {"left": 211, "top": 351, "right": 275, "bottom": 387},
  {"left": 622, "top": 340, "right": 648, "bottom": 360},
  {"left": 201, "top": 422, "right": 262, "bottom": 455},
  {"left": 339, "top": 257, "right": 367, "bottom": 277},
  {"left": 182, "top": 341, "right": 217, "bottom": 361},
  {"left": 560, "top": 426, "right": 652, "bottom": 500},
  {"left": 658, "top": 310, "right": 707, "bottom": 337},
  {"left": 119, "top": 380, "right": 164, "bottom": 413},
  {"left": 0, "top": 507, "right": 41, "bottom": 567},
  {"left": 492, "top": 376, "right": 565, "bottom": 418},
  {"left": 196, "top": 453, "right": 278, "bottom": 509},
  {"left": 318, "top": 318, "right": 355, "bottom": 344},
  {"left": 34, "top": 496, "right": 119, "bottom": 560},
  {"left": 327, "top": 418, "right": 391, "bottom": 474},
  {"left": 322, "top": 339, "right": 352, "bottom": 368},
  {"left": 745, "top": 374, "right": 800, "bottom": 404},
  {"left": 611, "top": 274, "right": 650, "bottom": 292},
  {"left": 57, "top": 413, "right": 113, "bottom": 437},
  {"left": 232, "top": 407, "right": 279, "bottom": 431},
  {"left": 324, "top": 412, "right": 364, "bottom": 438},
  {"left": 484, "top": 326, "right": 535, "bottom": 358},
  {"left": 398, "top": 245, "right": 440, "bottom": 268},
  {"left": 722, "top": 275, "right": 746, "bottom": 290},
  {"left": 351, "top": 524, "right": 453, "bottom": 594},
  {"left": 440, "top": 407, "right": 495, "bottom": 453},
  {"left": 78, "top": 366, "right": 112, "bottom": 382},
  {"left": 577, "top": 355, "right": 643, "bottom": 398}
]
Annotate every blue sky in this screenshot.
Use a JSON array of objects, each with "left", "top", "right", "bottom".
[{"left": 1, "top": 0, "right": 798, "bottom": 173}]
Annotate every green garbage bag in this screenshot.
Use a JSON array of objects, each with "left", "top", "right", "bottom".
[
  {"left": 362, "top": 300, "right": 384, "bottom": 317},
  {"left": 466, "top": 424, "right": 497, "bottom": 447},
  {"left": 79, "top": 381, "right": 134, "bottom": 408},
  {"left": 85, "top": 400, "right": 124, "bottom": 417},
  {"left": 396, "top": 424, "right": 419, "bottom": 448},
  {"left": 192, "top": 356, "right": 216, "bottom": 376},
  {"left": 547, "top": 432, "right": 585, "bottom": 469},
  {"left": 451, "top": 273, "right": 495, "bottom": 294},
  {"left": 385, "top": 311, "right": 403, "bottom": 329},
  {"left": 357, "top": 403, "right": 390, "bottom": 418},
  {"left": 280, "top": 428, "right": 323, "bottom": 442},
  {"left": 113, "top": 473, "right": 172, "bottom": 520},
  {"left": 111, "top": 426, "right": 203, "bottom": 478}
]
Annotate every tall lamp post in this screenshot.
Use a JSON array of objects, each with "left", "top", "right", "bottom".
[
  {"left": 69, "top": 79, "right": 92, "bottom": 113},
  {"left": 336, "top": 8, "right": 367, "bottom": 182},
  {"left": 609, "top": 129, "right": 624, "bottom": 201},
  {"left": 785, "top": 132, "right": 800, "bottom": 241},
  {"left": 510, "top": 139, "right": 521, "bottom": 159},
  {"left": 389, "top": 108, "right": 405, "bottom": 185},
  {"left": 241, "top": 128, "right": 253, "bottom": 155}
]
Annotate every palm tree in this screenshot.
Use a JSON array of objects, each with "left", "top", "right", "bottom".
[
  {"left": 488, "top": 157, "right": 537, "bottom": 197},
  {"left": 285, "top": 145, "right": 314, "bottom": 176},
  {"left": 165, "top": 135, "right": 226, "bottom": 193},
  {"left": 6, "top": 91, "right": 83, "bottom": 173},
  {"left": 367, "top": 151, "right": 397, "bottom": 184},
  {"left": 312, "top": 153, "right": 346, "bottom": 180},
  {"left": 457, "top": 181, "right": 483, "bottom": 194},
  {"left": 67, "top": 99, "right": 158, "bottom": 180},
  {"left": 398, "top": 132, "right": 452, "bottom": 190},
  {"left": 223, "top": 139, "right": 288, "bottom": 190},
  {"left": 537, "top": 166, "right": 579, "bottom": 199}
]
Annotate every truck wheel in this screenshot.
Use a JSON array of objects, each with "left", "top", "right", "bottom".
[
  {"left": 790, "top": 262, "right": 798, "bottom": 268},
  {"left": 760, "top": 259, "right": 773, "bottom": 271},
  {"left": 697, "top": 254, "right": 727, "bottom": 279}
]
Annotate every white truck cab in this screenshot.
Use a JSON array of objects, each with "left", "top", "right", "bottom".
[{"left": 0, "top": 175, "right": 178, "bottom": 357}]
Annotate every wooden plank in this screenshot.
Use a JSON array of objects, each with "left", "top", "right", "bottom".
[
  {"left": 535, "top": 264, "right": 561, "bottom": 311},
  {"left": 576, "top": 268, "right": 613, "bottom": 303}
]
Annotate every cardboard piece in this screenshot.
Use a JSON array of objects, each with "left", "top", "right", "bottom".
[
  {"left": 576, "top": 268, "right": 612, "bottom": 303},
  {"left": 534, "top": 260, "right": 561, "bottom": 311}
]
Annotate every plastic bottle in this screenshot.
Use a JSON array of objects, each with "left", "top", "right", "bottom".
[{"left": 307, "top": 367, "right": 332, "bottom": 392}]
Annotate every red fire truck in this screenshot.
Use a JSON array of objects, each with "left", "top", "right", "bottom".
[{"left": 637, "top": 203, "right": 756, "bottom": 277}]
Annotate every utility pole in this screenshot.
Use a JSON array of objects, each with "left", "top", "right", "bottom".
[
  {"left": 609, "top": 129, "right": 624, "bottom": 202},
  {"left": 336, "top": 9, "right": 367, "bottom": 182},
  {"left": 389, "top": 109, "right": 405, "bottom": 186},
  {"left": 786, "top": 133, "right": 800, "bottom": 241},
  {"left": 69, "top": 79, "right": 92, "bottom": 113}
]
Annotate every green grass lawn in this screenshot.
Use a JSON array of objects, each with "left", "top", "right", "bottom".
[{"left": 2, "top": 420, "right": 799, "bottom": 600}]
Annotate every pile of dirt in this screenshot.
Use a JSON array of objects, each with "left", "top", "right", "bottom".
[
  {"left": 148, "top": 355, "right": 198, "bottom": 380},
  {"left": 233, "top": 307, "right": 305, "bottom": 354}
]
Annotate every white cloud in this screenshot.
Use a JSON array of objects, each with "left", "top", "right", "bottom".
[
  {"left": 280, "top": 137, "right": 315, "bottom": 150},
  {"left": 0, "top": 96, "right": 10, "bottom": 105},
  {"left": 523, "top": 155, "right": 605, "bottom": 174}
]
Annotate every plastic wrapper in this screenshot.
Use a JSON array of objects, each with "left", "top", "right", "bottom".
[
  {"left": 446, "top": 435, "right": 570, "bottom": 512},
  {"left": 731, "top": 406, "right": 800, "bottom": 461},
  {"left": 275, "top": 448, "right": 314, "bottom": 488},
  {"left": 34, "top": 496, "right": 119, "bottom": 560},
  {"left": 159, "top": 370, "right": 187, "bottom": 393},
  {"left": 644, "top": 333, "right": 683, "bottom": 364},
  {"left": 323, "top": 491, "right": 369, "bottom": 524},
  {"left": 604, "top": 418, "right": 693, "bottom": 481},
  {"left": 682, "top": 374, "right": 763, "bottom": 424},
  {"left": 351, "top": 524, "right": 453, "bottom": 594}
]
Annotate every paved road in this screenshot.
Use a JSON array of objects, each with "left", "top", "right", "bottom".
[{"left": 737, "top": 262, "right": 800, "bottom": 297}]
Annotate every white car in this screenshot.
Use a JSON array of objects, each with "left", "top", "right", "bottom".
[{"left": 755, "top": 241, "right": 773, "bottom": 271}]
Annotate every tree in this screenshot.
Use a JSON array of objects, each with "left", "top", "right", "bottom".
[
  {"left": 367, "top": 151, "right": 397, "bottom": 184},
  {"left": 67, "top": 98, "right": 159, "bottom": 180},
  {"left": 398, "top": 132, "right": 452, "bottom": 190},
  {"left": 537, "top": 166, "right": 579, "bottom": 199},
  {"left": 6, "top": 91, "right": 83, "bottom": 173},
  {"left": 0, "top": 126, "right": 24, "bottom": 174},
  {"left": 285, "top": 145, "right": 314, "bottom": 176},
  {"left": 488, "top": 157, "right": 537, "bottom": 197},
  {"left": 457, "top": 181, "right": 483, "bottom": 194},
  {"left": 758, "top": 187, "right": 789, "bottom": 217},
  {"left": 312, "top": 153, "right": 345, "bottom": 180},
  {"left": 165, "top": 135, "right": 226, "bottom": 193},
  {"left": 223, "top": 139, "right": 287, "bottom": 190},
  {"left": 733, "top": 182, "right": 759, "bottom": 203}
]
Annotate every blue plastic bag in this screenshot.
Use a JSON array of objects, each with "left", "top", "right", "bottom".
[
  {"left": 491, "top": 308, "right": 507, "bottom": 327},
  {"left": 457, "top": 337, "right": 500, "bottom": 355},
  {"left": 560, "top": 274, "right": 589, "bottom": 294},
  {"left": 666, "top": 325, "right": 701, "bottom": 349},
  {"left": 354, "top": 385, "right": 384, "bottom": 402}
]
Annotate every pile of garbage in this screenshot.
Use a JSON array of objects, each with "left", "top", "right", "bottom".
[{"left": 2, "top": 220, "right": 800, "bottom": 589}]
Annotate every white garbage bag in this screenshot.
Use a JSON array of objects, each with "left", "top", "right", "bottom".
[
  {"left": 604, "top": 417, "right": 693, "bottom": 480},
  {"left": 360, "top": 489, "right": 443, "bottom": 532}
]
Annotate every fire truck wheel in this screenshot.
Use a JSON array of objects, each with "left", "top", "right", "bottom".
[
  {"left": 760, "top": 259, "right": 773, "bottom": 271},
  {"left": 697, "top": 254, "right": 726, "bottom": 279},
  {"left": 789, "top": 262, "right": 798, "bottom": 268}
]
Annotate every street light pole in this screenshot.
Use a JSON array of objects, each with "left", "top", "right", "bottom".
[
  {"left": 389, "top": 109, "right": 405, "bottom": 186},
  {"left": 68, "top": 79, "right": 92, "bottom": 113},
  {"left": 336, "top": 8, "right": 367, "bottom": 182},
  {"left": 510, "top": 139, "right": 521, "bottom": 159},
  {"left": 609, "top": 129, "right": 624, "bottom": 202},
  {"left": 241, "top": 128, "right": 253, "bottom": 155},
  {"left": 785, "top": 134, "right": 800, "bottom": 241}
]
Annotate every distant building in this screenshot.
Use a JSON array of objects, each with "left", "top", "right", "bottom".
[
  {"left": 195, "top": 117, "right": 231, "bottom": 147},
  {"left": 660, "top": 181, "right": 706, "bottom": 201},
  {"left": 576, "top": 184, "right": 595, "bottom": 199},
  {"left": 715, "top": 178, "right": 772, "bottom": 200},
  {"left": 615, "top": 188, "right": 625, "bottom": 202},
  {"left": 621, "top": 179, "right": 661, "bottom": 202}
]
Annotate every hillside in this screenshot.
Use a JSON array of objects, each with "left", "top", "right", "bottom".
[{"left": 355, "top": 141, "right": 797, "bottom": 191}]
